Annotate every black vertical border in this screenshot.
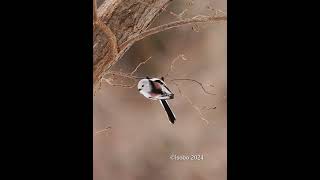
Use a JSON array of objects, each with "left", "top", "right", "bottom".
[
  {"left": 228, "top": 0, "right": 270, "bottom": 179},
  {"left": 2, "top": 0, "right": 93, "bottom": 178}
]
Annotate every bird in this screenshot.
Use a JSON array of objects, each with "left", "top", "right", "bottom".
[{"left": 137, "top": 76, "right": 176, "bottom": 124}]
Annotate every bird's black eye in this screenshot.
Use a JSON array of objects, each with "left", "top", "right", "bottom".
[{"left": 142, "top": 85, "right": 144, "bottom": 87}]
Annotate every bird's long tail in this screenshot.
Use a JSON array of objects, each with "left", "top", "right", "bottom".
[{"left": 159, "top": 100, "right": 176, "bottom": 124}]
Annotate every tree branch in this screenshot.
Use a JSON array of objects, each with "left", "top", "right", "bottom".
[
  {"left": 93, "top": 20, "right": 118, "bottom": 90},
  {"left": 94, "top": 0, "right": 173, "bottom": 90},
  {"left": 119, "top": 15, "right": 227, "bottom": 51},
  {"left": 170, "top": 78, "right": 216, "bottom": 95},
  {"left": 94, "top": 126, "right": 112, "bottom": 136},
  {"left": 130, "top": 56, "right": 152, "bottom": 75},
  {"left": 93, "top": 0, "right": 226, "bottom": 92},
  {"left": 172, "top": 81, "right": 209, "bottom": 125},
  {"left": 164, "top": 54, "right": 188, "bottom": 78}
]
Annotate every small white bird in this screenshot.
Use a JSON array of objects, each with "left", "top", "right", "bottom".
[{"left": 137, "top": 76, "right": 176, "bottom": 124}]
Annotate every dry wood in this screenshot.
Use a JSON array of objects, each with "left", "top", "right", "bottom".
[{"left": 93, "top": 0, "right": 226, "bottom": 90}]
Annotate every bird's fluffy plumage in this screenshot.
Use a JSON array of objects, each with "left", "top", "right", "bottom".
[
  {"left": 138, "top": 77, "right": 176, "bottom": 124},
  {"left": 138, "top": 78, "right": 174, "bottom": 100}
]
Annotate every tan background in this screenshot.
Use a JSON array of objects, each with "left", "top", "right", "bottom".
[{"left": 94, "top": 0, "right": 227, "bottom": 179}]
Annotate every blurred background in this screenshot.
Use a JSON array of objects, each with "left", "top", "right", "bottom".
[{"left": 94, "top": 0, "right": 227, "bottom": 179}]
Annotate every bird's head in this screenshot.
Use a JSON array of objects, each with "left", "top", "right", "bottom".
[{"left": 137, "top": 79, "right": 151, "bottom": 92}]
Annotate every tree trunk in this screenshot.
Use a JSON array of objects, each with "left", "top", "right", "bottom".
[{"left": 93, "top": 0, "right": 172, "bottom": 89}]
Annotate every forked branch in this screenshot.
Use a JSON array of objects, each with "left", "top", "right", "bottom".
[{"left": 170, "top": 78, "right": 215, "bottom": 95}]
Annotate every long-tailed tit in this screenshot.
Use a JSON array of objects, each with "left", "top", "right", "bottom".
[{"left": 137, "top": 76, "right": 176, "bottom": 124}]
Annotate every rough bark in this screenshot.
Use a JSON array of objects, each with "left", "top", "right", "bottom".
[{"left": 93, "top": 0, "right": 172, "bottom": 89}]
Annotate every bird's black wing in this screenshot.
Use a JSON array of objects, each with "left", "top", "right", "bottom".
[
  {"left": 148, "top": 79, "right": 163, "bottom": 94},
  {"left": 153, "top": 79, "right": 173, "bottom": 94},
  {"left": 155, "top": 81, "right": 174, "bottom": 99}
]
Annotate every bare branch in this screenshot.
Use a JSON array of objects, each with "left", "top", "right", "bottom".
[
  {"left": 170, "top": 78, "right": 216, "bottom": 95},
  {"left": 200, "top": 106, "right": 217, "bottom": 115},
  {"left": 164, "top": 54, "right": 188, "bottom": 78},
  {"left": 170, "top": 9, "right": 188, "bottom": 20},
  {"left": 201, "top": 106, "right": 217, "bottom": 111},
  {"left": 207, "top": 5, "right": 227, "bottom": 16},
  {"left": 102, "top": 77, "right": 137, "bottom": 88},
  {"left": 101, "top": 56, "right": 153, "bottom": 88},
  {"left": 119, "top": 15, "right": 227, "bottom": 51},
  {"left": 101, "top": 54, "right": 215, "bottom": 97},
  {"left": 94, "top": 126, "right": 112, "bottom": 136},
  {"left": 172, "top": 81, "right": 209, "bottom": 125},
  {"left": 106, "top": 71, "right": 143, "bottom": 80},
  {"left": 98, "top": 52, "right": 217, "bottom": 123},
  {"left": 93, "top": 1, "right": 226, "bottom": 91},
  {"left": 93, "top": 20, "right": 118, "bottom": 90},
  {"left": 130, "top": 56, "right": 152, "bottom": 75},
  {"left": 137, "top": 0, "right": 168, "bottom": 11}
]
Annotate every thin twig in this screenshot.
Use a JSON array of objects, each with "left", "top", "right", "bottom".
[
  {"left": 101, "top": 77, "right": 137, "bottom": 88},
  {"left": 130, "top": 56, "right": 152, "bottom": 75},
  {"left": 207, "top": 5, "right": 227, "bottom": 16},
  {"left": 101, "top": 56, "right": 152, "bottom": 88},
  {"left": 170, "top": 9, "right": 188, "bottom": 20},
  {"left": 102, "top": 56, "right": 215, "bottom": 96},
  {"left": 119, "top": 15, "right": 227, "bottom": 51},
  {"left": 94, "top": 126, "right": 112, "bottom": 136},
  {"left": 170, "top": 78, "right": 216, "bottom": 95},
  {"left": 201, "top": 106, "right": 217, "bottom": 111},
  {"left": 172, "top": 81, "right": 209, "bottom": 125},
  {"left": 107, "top": 71, "right": 144, "bottom": 80},
  {"left": 164, "top": 54, "right": 188, "bottom": 78}
]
